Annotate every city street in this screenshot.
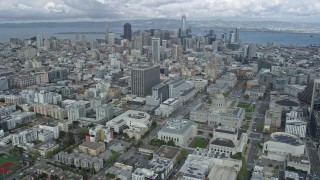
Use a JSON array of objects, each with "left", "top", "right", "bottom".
[{"left": 306, "top": 142, "right": 320, "bottom": 176}]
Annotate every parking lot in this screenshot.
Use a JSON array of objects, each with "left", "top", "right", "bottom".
[{"left": 125, "top": 152, "right": 152, "bottom": 169}]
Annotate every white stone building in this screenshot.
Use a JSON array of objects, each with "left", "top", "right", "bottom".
[
  {"left": 158, "top": 119, "right": 197, "bottom": 147},
  {"left": 263, "top": 132, "right": 305, "bottom": 161},
  {"left": 155, "top": 98, "right": 183, "bottom": 118},
  {"left": 209, "top": 126, "right": 248, "bottom": 157}
]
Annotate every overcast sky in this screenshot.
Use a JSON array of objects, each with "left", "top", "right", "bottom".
[{"left": 1, "top": 0, "right": 320, "bottom": 23}]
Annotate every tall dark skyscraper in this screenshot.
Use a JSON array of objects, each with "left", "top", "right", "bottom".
[
  {"left": 182, "top": 15, "right": 187, "bottom": 31},
  {"left": 131, "top": 65, "right": 160, "bottom": 97},
  {"left": 235, "top": 27, "right": 240, "bottom": 43},
  {"left": 123, "top": 23, "right": 132, "bottom": 41}
]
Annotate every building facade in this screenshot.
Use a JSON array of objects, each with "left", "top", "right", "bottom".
[
  {"left": 158, "top": 119, "right": 197, "bottom": 147},
  {"left": 131, "top": 65, "right": 160, "bottom": 97}
]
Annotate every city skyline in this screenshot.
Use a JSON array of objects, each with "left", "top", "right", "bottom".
[{"left": 1, "top": 0, "right": 320, "bottom": 23}]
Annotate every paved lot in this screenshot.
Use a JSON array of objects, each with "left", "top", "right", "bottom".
[{"left": 125, "top": 153, "right": 151, "bottom": 169}]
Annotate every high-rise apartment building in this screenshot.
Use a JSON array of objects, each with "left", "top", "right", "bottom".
[
  {"left": 107, "top": 32, "right": 115, "bottom": 45},
  {"left": 152, "top": 38, "right": 160, "bottom": 63},
  {"left": 123, "top": 23, "right": 132, "bottom": 41},
  {"left": 36, "top": 35, "right": 44, "bottom": 48},
  {"left": 131, "top": 65, "right": 160, "bottom": 97}
]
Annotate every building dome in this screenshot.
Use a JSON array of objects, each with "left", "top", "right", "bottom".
[{"left": 214, "top": 93, "right": 225, "bottom": 99}]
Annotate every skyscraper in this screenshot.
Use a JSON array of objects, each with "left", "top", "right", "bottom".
[
  {"left": 36, "top": 35, "right": 43, "bottom": 48},
  {"left": 311, "top": 79, "right": 320, "bottom": 112},
  {"left": 123, "top": 23, "right": 132, "bottom": 41},
  {"left": 229, "top": 31, "right": 236, "bottom": 43},
  {"left": 105, "top": 25, "right": 109, "bottom": 44},
  {"left": 131, "top": 65, "right": 160, "bottom": 97},
  {"left": 235, "top": 27, "right": 240, "bottom": 43},
  {"left": 180, "top": 15, "right": 187, "bottom": 37},
  {"left": 152, "top": 38, "right": 160, "bottom": 63},
  {"left": 107, "top": 32, "right": 115, "bottom": 45},
  {"left": 182, "top": 15, "right": 187, "bottom": 32}
]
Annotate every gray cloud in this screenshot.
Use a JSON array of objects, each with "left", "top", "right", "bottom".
[{"left": 0, "top": 0, "right": 320, "bottom": 23}]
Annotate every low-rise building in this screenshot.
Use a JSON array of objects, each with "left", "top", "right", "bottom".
[
  {"left": 4, "top": 95, "right": 21, "bottom": 105},
  {"left": 263, "top": 132, "right": 305, "bottom": 161},
  {"left": 284, "top": 84, "right": 306, "bottom": 97},
  {"left": 88, "top": 125, "right": 113, "bottom": 143},
  {"left": 0, "top": 104, "right": 16, "bottom": 117},
  {"left": 32, "top": 162, "right": 83, "bottom": 180},
  {"left": 287, "top": 154, "right": 310, "bottom": 174},
  {"left": 175, "top": 148, "right": 242, "bottom": 180},
  {"left": 38, "top": 130, "right": 54, "bottom": 142},
  {"left": 39, "top": 123, "right": 59, "bottom": 139},
  {"left": 216, "top": 73, "right": 237, "bottom": 88},
  {"left": 54, "top": 151, "right": 104, "bottom": 171},
  {"left": 153, "top": 145, "right": 181, "bottom": 164},
  {"left": 48, "top": 108, "right": 67, "bottom": 120},
  {"left": 265, "top": 109, "right": 282, "bottom": 129},
  {"left": 244, "top": 85, "right": 266, "bottom": 100},
  {"left": 79, "top": 141, "right": 105, "bottom": 156},
  {"left": 209, "top": 126, "right": 248, "bottom": 157},
  {"left": 285, "top": 108, "right": 307, "bottom": 138},
  {"left": 155, "top": 98, "right": 183, "bottom": 118},
  {"left": 33, "top": 142, "right": 59, "bottom": 156},
  {"left": 105, "top": 162, "right": 133, "bottom": 180},
  {"left": 106, "top": 110, "right": 152, "bottom": 139},
  {"left": 158, "top": 119, "right": 197, "bottom": 147},
  {"left": 33, "top": 103, "right": 56, "bottom": 116},
  {"left": 12, "top": 129, "right": 38, "bottom": 146},
  {"left": 132, "top": 168, "right": 159, "bottom": 180}
]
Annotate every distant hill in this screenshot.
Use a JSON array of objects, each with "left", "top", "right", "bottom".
[{"left": 1, "top": 19, "right": 320, "bottom": 33}]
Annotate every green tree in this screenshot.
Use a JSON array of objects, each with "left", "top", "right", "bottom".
[
  {"left": 106, "top": 173, "right": 116, "bottom": 179},
  {"left": 148, "top": 139, "right": 167, "bottom": 147},
  {"left": 231, "top": 152, "right": 242, "bottom": 160},
  {"left": 176, "top": 148, "right": 188, "bottom": 164},
  {"left": 207, "top": 98, "right": 212, "bottom": 104},
  {"left": 123, "top": 133, "right": 129, "bottom": 139},
  {"left": 243, "top": 94, "right": 250, "bottom": 99},
  {"left": 9, "top": 145, "right": 25, "bottom": 156},
  {"left": 89, "top": 167, "right": 96, "bottom": 174},
  {"left": 167, "top": 140, "right": 176, "bottom": 147},
  {"left": 88, "top": 123, "right": 95, "bottom": 128},
  {"left": 135, "top": 140, "right": 143, "bottom": 148},
  {"left": 151, "top": 121, "right": 157, "bottom": 130},
  {"left": 258, "top": 96, "right": 264, "bottom": 101},
  {"left": 237, "top": 158, "right": 247, "bottom": 180},
  {"left": 79, "top": 127, "right": 89, "bottom": 139}
]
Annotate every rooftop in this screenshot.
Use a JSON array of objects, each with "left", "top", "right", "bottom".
[
  {"left": 132, "top": 168, "right": 158, "bottom": 179},
  {"left": 232, "top": 108, "right": 245, "bottom": 118},
  {"left": 207, "top": 165, "right": 237, "bottom": 180},
  {"left": 216, "top": 126, "right": 237, "bottom": 135},
  {"left": 211, "top": 138, "right": 235, "bottom": 148},
  {"left": 270, "top": 132, "right": 303, "bottom": 146},
  {"left": 148, "top": 157, "right": 172, "bottom": 173},
  {"left": 177, "top": 156, "right": 209, "bottom": 179},
  {"left": 288, "top": 154, "right": 310, "bottom": 165},
  {"left": 276, "top": 99, "right": 299, "bottom": 107},
  {"left": 159, "top": 119, "right": 196, "bottom": 135},
  {"left": 154, "top": 145, "right": 181, "bottom": 160},
  {"left": 79, "top": 141, "right": 105, "bottom": 150}
]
